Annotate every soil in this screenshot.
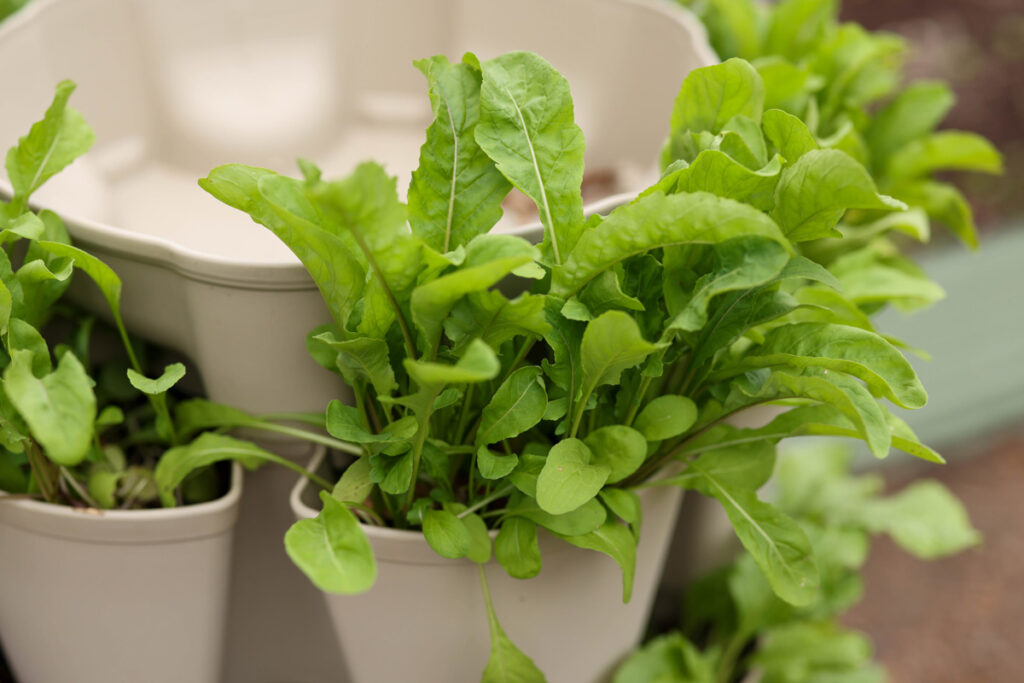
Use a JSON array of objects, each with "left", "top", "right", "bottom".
[
  {"left": 842, "top": 0, "right": 1024, "bottom": 231},
  {"left": 842, "top": 426, "right": 1024, "bottom": 681}
]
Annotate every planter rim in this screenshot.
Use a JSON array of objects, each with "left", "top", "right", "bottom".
[{"left": 0, "top": 462, "right": 243, "bottom": 544}]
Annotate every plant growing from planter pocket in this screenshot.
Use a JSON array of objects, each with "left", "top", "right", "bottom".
[
  {"left": 191, "top": 50, "right": 981, "bottom": 681},
  {"left": 614, "top": 442, "right": 979, "bottom": 683},
  {"left": 0, "top": 81, "right": 301, "bottom": 510}
]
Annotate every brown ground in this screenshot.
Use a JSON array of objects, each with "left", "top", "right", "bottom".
[{"left": 843, "top": 427, "right": 1024, "bottom": 682}]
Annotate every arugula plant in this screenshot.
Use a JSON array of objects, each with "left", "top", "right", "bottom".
[
  {"left": 675, "top": 0, "right": 1002, "bottom": 262},
  {"left": 0, "top": 82, "right": 301, "bottom": 509},
  {"left": 613, "top": 442, "right": 979, "bottom": 683},
  {"left": 197, "top": 50, "right": 978, "bottom": 681}
]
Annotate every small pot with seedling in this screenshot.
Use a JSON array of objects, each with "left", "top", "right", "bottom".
[{"left": 0, "top": 84, "right": 293, "bottom": 683}]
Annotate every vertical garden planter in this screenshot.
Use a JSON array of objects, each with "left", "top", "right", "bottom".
[
  {"left": 0, "top": 463, "right": 243, "bottom": 683},
  {"left": 291, "top": 452, "right": 685, "bottom": 683}
]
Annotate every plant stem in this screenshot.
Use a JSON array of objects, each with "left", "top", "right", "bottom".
[
  {"left": 458, "top": 483, "right": 514, "bottom": 519},
  {"left": 454, "top": 384, "right": 476, "bottom": 444},
  {"left": 402, "top": 395, "right": 439, "bottom": 516},
  {"left": 258, "top": 412, "right": 326, "bottom": 427},
  {"left": 23, "top": 440, "right": 57, "bottom": 503},
  {"left": 242, "top": 422, "right": 363, "bottom": 456},
  {"left": 59, "top": 466, "right": 100, "bottom": 508}
]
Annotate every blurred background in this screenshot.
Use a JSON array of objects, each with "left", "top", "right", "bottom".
[{"left": 837, "top": 1, "right": 1023, "bottom": 680}]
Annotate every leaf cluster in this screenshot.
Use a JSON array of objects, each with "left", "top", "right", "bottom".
[
  {"left": 613, "top": 442, "right": 979, "bottom": 683},
  {"left": 0, "top": 82, "right": 282, "bottom": 509},
  {"left": 199, "top": 46, "right": 982, "bottom": 681}
]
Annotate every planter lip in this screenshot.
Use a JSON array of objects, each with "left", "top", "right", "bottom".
[{"left": 0, "top": 462, "right": 243, "bottom": 544}]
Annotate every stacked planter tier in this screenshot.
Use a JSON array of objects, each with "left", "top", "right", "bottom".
[{"left": 0, "top": 0, "right": 715, "bottom": 681}]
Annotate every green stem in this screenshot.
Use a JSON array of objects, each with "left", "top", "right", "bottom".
[
  {"left": 458, "top": 483, "right": 514, "bottom": 519},
  {"left": 715, "top": 630, "right": 751, "bottom": 683},
  {"left": 258, "top": 412, "right": 326, "bottom": 427},
  {"left": 241, "top": 422, "right": 363, "bottom": 456},
  {"left": 454, "top": 384, "right": 477, "bottom": 444},
  {"left": 59, "top": 466, "right": 100, "bottom": 508},
  {"left": 23, "top": 440, "right": 57, "bottom": 503},
  {"left": 349, "top": 229, "right": 418, "bottom": 360},
  {"left": 402, "top": 395, "right": 439, "bottom": 516}
]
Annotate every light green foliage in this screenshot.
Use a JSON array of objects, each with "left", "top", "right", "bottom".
[
  {"left": 285, "top": 491, "right": 377, "bottom": 594},
  {"left": 126, "top": 362, "right": 185, "bottom": 395},
  {"left": 153, "top": 433, "right": 280, "bottom": 506},
  {"left": 408, "top": 54, "right": 511, "bottom": 252},
  {"left": 4, "top": 349, "right": 94, "bottom": 466},
  {"left": 476, "top": 51, "right": 584, "bottom": 265},
  {"left": 197, "top": 44, "right": 982, "bottom": 683}
]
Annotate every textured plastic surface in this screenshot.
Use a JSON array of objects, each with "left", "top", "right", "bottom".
[
  {"left": 0, "top": 464, "right": 242, "bottom": 683},
  {"left": 0, "top": 0, "right": 715, "bottom": 417},
  {"left": 292, "top": 451, "right": 684, "bottom": 683}
]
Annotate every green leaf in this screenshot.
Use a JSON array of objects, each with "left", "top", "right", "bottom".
[
  {"left": 671, "top": 441, "right": 777, "bottom": 491},
  {"left": 477, "top": 366, "right": 547, "bottom": 446},
  {"left": 153, "top": 432, "right": 286, "bottom": 506},
  {"left": 830, "top": 250, "right": 945, "bottom": 312},
  {"left": 551, "top": 191, "right": 789, "bottom": 299},
  {"left": 285, "top": 491, "right": 377, "bottom": 594},
  {"left": 736, "top": 322, "right": 927, "bottom": 409},
  {"left": 4, "top": 349, "right": 94, "bottom": 466},
  {"left": 332, "top": 457, "right": 374, "bottom": 504},
  {"left": 480, "top": 567, "right": 547, "bottom": 683},
  {"left": 313, "top": 333, "right": 397, "bottom": 398},
  {"left": 584, "top": 425, "right": 647, "bottom": 484},
  {"left": 200, "top": 165, "right": 366, "bottom": 331},
  {"left": 536, "top": 438, "right": 610, "bottom": 515},
  {"left": 405, "top": 338, "right": 500, "bottom": 388},
  {"left": 764, "top": 0, "right": 837, "bottom": 60},
  {"left": 463, "top": 511, "right": 492, "bottom": 564},
  {"left": 664, "top": 58, "right": 765, "bottom": 166},
  {"left": 559, "top": 521, "right": 638, "bottom": 602},
  {"left": 866, "top": 80, "right": 954, "bottom": 170},
  {"left": 9, "top": 318, "right": 51, "bottom": 376},
  {"left": 647, "top": 150, "right": 784, "bottom": 212},
  {"left": 87, "top": 466, "right": 122, "bottom": 510},
  {"left": 408, "top": 54, "right": 511, "bottom": 252},
  {"left": 495, "top": 517, "right": 542, "bottom": 579},
  {"left": 691, "top": 459, "right": 819, "bottom": 606},
  {"left": 411, "top": 234, "right": 540, "bottom": 354},
  {"left": 305, "top": 163, "right": 423, "bottom": 339},
  {"left": 6, "top": 80, "right": 95, "bottom": 209},
  {"left": 697, "top": 0, "right": 763, "bottom": 60},
  {"left": 579, "top": 311, "right": 665, "bottom": 404},
  {"left": 860, "top": 480, "right": 981, "bottom": 559},
  {"left": 613, "top": 632, "right": 715, "bottom": 683},
  {"left": 741, "top": 369, "right": 892, "bottom": 457},
  {"left": 885, "top": 130, "right": 1003, "bottom": 182},
  {"left": 33, "top": 241, "right": 129, "bottom": 341},
  {"left": 666, "top": 237, "right": 790, "bottom": 334},
  {"left": 126, "top": 362, "right": 185, "bottom": 396},
  {"left": 326, "top": 400, "right": 417, "bottom": 444},
  {"left": 634, "top": 395, "right": 698, "bottom": 442},
  {"left": 893, "top": 180, "right": 978, "bottom": 248},
  {"left": 477, "top": 445, "right": 519, "bottom": 480},
  {"left": 445, "top": 291, "right": 550, "bottom": 351},
  {"left": 173, "top": 398, "right": 263, "bottom": 440},
  {"left": 477, "top": 51, "right": 585, "bottom": 265},
  {"left": 423, "top": 508, "right": 471, "bottom": 559},
  {"left": 772, "top": 149, "right": 905, "bottom": 242},
  {"left": 757, "top": 57, "right": 821, "bottom": 114},
  {"left": 762, "top": 108, "right": 819, "bottom": 162}
]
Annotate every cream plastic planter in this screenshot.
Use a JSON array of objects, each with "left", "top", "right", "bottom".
[
  {"left": 0, "top": 463, "right": 242, "bottom": 683},
  {"left": 0, "top": 0, "right": 715, "bottom": 418},
  {"left": 291, "top": 451, "right": 684, "bottom": 683}
]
